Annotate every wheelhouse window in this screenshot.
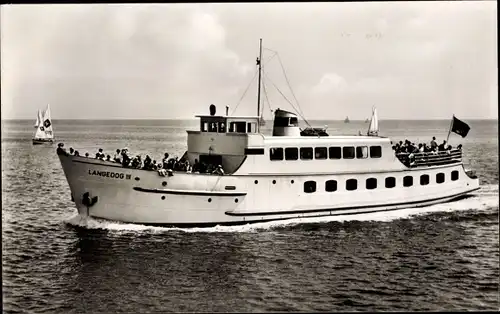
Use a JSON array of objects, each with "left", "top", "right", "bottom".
[
  {"left": 343, "top": 147, "right": 355, "bottom": 159},
  {"left": 275, "top": 116, "right": 298, "bottom": 127},
  {"left": 329, "top": 147, "right": 341, "bottom": 159},
  {"left": 285, "top": 147, "right": 298, "bottom": 160},
  {"left": 304, "top": 181, "right": 316, "bottom": 193},
  {"left": 300, "top": 147, "right": 313, "bottom": 160},
  {"left": 325, "top": 180, "right": 337, "bottom": 192},
  {"left": 346, "top": 179, "right": 357, "bottom": 191},
  {"left": 315, "top": 147, "right": 327, "bottom": 159},
  {"left": 420, "top": 174, "right": 430, "bottom": 185},
  {"left": 385, "top": 177, "right": 396, "bottom": 188},
  {"left": 403, "top": 176, "right": 413, "bottom": 187},
  {"left": 451, "top": 170, "right": 459, "bottom": 181},
  {"left": 370, "top": 146, "right": 382, "bottom": 158},
  {"left": 366, "top": 178, "right": 377, "bottom": 190},
  {"left": 356, "top": 146, "right": 368, "bottom": 159},
  {"left": 270, "top": 148, "right": 283, "bottom": 161},
  {"left": 229, "top": 121, "right": 247, "bottom": 133},
  {"left": 436, "top": 173, "right": 445, "bottom": 184},
  {"left": 247, "top": 122, "right": 256, "bottom": 133}
]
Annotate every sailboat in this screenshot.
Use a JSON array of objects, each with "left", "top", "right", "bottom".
[
  {"left": 32, "top": 104, "right": 55, "bottom": 145},
  {"left": 344, "top": 116, "right": 350, "bottom": 123},
  {"left": 366, "top": 106, "right": 379, "bottom": 136}
]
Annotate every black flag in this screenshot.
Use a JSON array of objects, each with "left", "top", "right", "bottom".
[
  {"left": 256, "top": 57, "right": 260, "bottom": 66},
  {"left": 450, "top": 116, "right": 470, "bottom": 138},
  {"left": 43, "top": 119, "right": 51, "bottom": 128}
]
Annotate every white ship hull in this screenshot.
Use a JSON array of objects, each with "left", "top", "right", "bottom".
[{"left": 58, "top": 154, "right": 479, "bottom": 227}]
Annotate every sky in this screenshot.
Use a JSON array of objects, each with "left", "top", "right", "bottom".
[{"left": 1, "top": 2, "right": 497, "bottom": 120}]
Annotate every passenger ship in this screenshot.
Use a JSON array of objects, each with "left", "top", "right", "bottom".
[{"left": 57, "top": 40, "right": 479, "bottom": 227}]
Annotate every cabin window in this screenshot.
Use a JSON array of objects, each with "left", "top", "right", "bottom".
[
  {"left": 385, "top": 177, "right": 396, "bottom": 188},
  {"left": 356, "top": 146, "right": 368, "bottom": 159},
  {"left": 370, "top": 146, "right": 382, "bottom": 158},
  {"left": 208, "top": 122, "right": 219, "bottom": 132},
  {"left": 420, "top": 174, "right": 430, "bottom": 185},
  {"left": 343, "top": 147, "right": 355, "bottom": 159},
  {"left": 285, "top": 147, "right": 298, "bottom": 160},
  {"left": 270, "top": 148, "right": 283, "bottom": 161},
  {"left": 346, "top": 179, "right": 357, "bottom": 191},
  {"left": 218, "top": 122, "right": 226, "bottom": 133},
  {"left": 300, "top": 147, "right": 313, "bottom": 160},
  {"left": 229, "top": 121, "right": 247, "bottom": 133},
  {"left": 304, "top": 181, "right": 316, "bottom": 193},
  {"left": 436, "top": 173, "right": 445, "bottom": 184},
  {"left": 201, "top": 121, "right": 209, "bottom": 132},
  {"left": 366, "top": 178, "right": 377, "bottom": 190},
  {"left": 403, "top": 176, "right": 413, "bottom": 187},
  {"left": 325, "top": 180, "right": 337, "bottom": 192},
  {"left": 329, "top": 147, "right": 341, "bottom": 159},
  {"left": 247, "top": 122, "right": 257, "bottom": 133},
  {"left": 289, "top": 117, "right": 298, "bottom": 126},
  {"left": 315, "top": 147, "right": 327, "bottom": 159},
  {"left": 451, "top": 170, "right": 459, "bottom": 181}
]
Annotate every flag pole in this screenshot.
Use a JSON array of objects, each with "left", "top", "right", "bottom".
[{"left": 446, "top": 115, "right": 454, "bottom": 144}]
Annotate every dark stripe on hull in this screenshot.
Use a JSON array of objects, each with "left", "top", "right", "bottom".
[
  {"left": 81, "top": 192, "right": 476, "bottom": 228},
  {"left": 224, "top": 188, "right": 479, "bottom": 217},
  {"left": 133, "top": 186, "right": 247, "bottom": 197},
  {"left": 32, "top": 139, "right": 54, "bottom": 145}
]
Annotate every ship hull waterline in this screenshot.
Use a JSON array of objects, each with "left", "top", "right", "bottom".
[{"left": 59, "top": 154, "right": 480, "bottom": 227}]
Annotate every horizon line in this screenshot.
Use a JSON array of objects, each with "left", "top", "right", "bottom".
[{"left": 2, "top": 118, "right": 498, "bottom": 121}]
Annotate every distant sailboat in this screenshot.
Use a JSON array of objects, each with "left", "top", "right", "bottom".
[
  {"left": 367, "top": 106, "right": 379, "bottom": 136},
  {"left": 32, "top": 104, "right": 55, "bottom": 145},
  {"left": 259, "top": 116, "right": 266, "bottom": 126},
  {"left": 365, "top": 118, "right": 369, "bottom": 123},
  {"left": 344, "top": 116, "right": 350, "bottom": 123}
]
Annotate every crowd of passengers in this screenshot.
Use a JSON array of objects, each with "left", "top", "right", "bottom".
[
  {"left": 56, "top": 144, "right": 225, "bottom": 175},
  {"left": 392, "top": 137, "right": 462, "bottom": 155}
]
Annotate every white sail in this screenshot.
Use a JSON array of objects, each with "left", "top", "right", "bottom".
[
  {"left": 367, "top": 106, "right": 379, "bottom": 136},
  {"left": 34, "top": 110, "right": 41, "bottom": 128},
  {"left": 33, "top": 104, "right": 54, "bottom": 140}
]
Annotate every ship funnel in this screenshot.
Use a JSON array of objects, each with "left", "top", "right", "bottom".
[{"left": 272, "top": 108, "right": 301, "bottom": 136}]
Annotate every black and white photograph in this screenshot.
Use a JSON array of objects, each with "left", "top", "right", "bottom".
[{"left": 1, "top": 1, "right": 498, "bottom": 312}]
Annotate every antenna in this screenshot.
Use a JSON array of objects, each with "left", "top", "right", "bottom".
[{"left": 257, "top": 38, "right": 262, "bottom": 131}]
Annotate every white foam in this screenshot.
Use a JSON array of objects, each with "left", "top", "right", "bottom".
[{"left": 63, "top": 184, "right": 499, "bottom": 233}]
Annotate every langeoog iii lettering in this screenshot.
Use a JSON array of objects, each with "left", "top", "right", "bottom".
[{"left": 88, "top": 169, "right": 131, "bottom": 180}]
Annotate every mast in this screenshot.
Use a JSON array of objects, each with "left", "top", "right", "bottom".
[{"left": 256, "top": 38, "right": 263, "bottom": 127}]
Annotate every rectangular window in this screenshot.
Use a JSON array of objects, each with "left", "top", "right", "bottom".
[
  {"left": 201, "top": 122, "right": 208, "bottom": 132},
  {"left": 346, "top": 179, "right": 357, "bottom": 191},
  {"left": 370, "top": 146, "right": 382, "bottom": 158},
  {"left": 315, "top": 147, "right": 328, "bottom": 159},
  {"left": 451, "top": 170, "right": 459, "bottom": 181},
  {"left": 420, "top": 174, "right": 430, "bottom": 186},
  {"left": 244, "top": 148, "right": 264, "bottom": 155},
  {"left": 385, "top": 177, "right": 396, "bottom": 188},
  {"left": 325, "top": 180, "right": 337, "bottom": 192},
  {"left": 270, "top": 148, "right": 283, "bottom": 161},
  {"left": 285, "top": 147, "right": 298, "bottom": 160},
  {"left": 300, "top": 147, "right": 314, "bottom": 160},
  {"left": 329, "top": 147, "right": 341, "bottom": 159},
  {"left": 366, "top": 178, "right": 377, "bottom": 190},
  {"left": 403, "top": 176, "right": 413, "bottom": 187},
  {"left": 304, "top": 181, "right": 316, "bottom": 193},
  {"left": 218, "top": 122, "right": 226, "bottom": 133},
  {"left": 436, "top": 173, "right": 445, "bottom": 184},
  {"left": 356, "top": 146, "right": 368, "bottom": 159},
  {"left": 343, "top": 147, "right": 355, "bottom": 159}
]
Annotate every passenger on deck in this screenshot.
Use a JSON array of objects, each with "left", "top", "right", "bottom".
[
  {"left": 56, "top": 143, "right": 68, "bottom": 156},
  {"left": 213, "top": 165, "right": 225, "bottom": 175},
  {"left": 418, "top": 143, "right": 424, "bottom": 152},
  {"left": 430, "top": 137, "right": 438, "bottom": 151},
  {"left": 192, "top": 159, "right": 200, "bottom": 173},
  {"left": 121, "top": 148, "right": 131, "bottom": 168},
  {"left": 69, "top": 147, "right": 74, "bottom": 155},
  {"left": 95, "top": 148, "right": 105, "bottom": 160},
  {"left": 106, "top": 155, "right": 111, "bottom": 161},
  {"left": 157, "top": 164, "right": 167, "bottom": 176},
  {"left": 151, "top": 160, "right": 158, "bottom": 170},
  {"left": 85, "top": 152, "right": 89, "bottom": 158},
  {"left": 162, "top": 153, "right": 169, "bottom": 170},
  {"left": 457, "top": 144, "right": 463, "bottom": 150},
  {"left": 74, "top": 150, "right": 80, "bottom": 156},
  {"left": 438, "top": 140, "right": 447, "bottom": 151},
  {"left": 143, "top": 155, "right": 152, "bottom": 170},
  {"left": 114, "top": 149, "right": 121, "bottom": 163}
]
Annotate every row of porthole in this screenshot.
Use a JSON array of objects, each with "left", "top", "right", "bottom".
[
  {"left": 255, "top": 180, "right": 295, "bottom": 184},
  {"left": 160, "top": 196, "right": 239, "bottom": 203}
]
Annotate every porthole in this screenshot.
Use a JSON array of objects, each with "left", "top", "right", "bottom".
[
  {"left": 291, "top": 180, "right": 294, "bottom": 184},
  {"left": 208, "top": 198, "right": 212, "bottom": 202},
  {"left": 235, "top": 198, "right": 238, "bottom": 203},
  {"left": 254, "top": 180, "right": 258, "bottom": 184},
  {"left": 272, "top": 180, "right": 276, "bottom": 184},
  {"left": 135, "top": 177, "right": 140, "bottom": 181},
  {"left": 162, "top": 181, "right": 167, "bottom": 187},
  {"left": 161, "top": 196, "right": 166, "bottom": 200}
]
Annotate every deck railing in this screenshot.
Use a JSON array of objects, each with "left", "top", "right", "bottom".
[{"left": 396, "top": 149, "right": 462, "bottom": 168}]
